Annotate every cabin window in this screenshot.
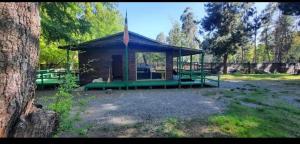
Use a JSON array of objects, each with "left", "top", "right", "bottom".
[{"left": 136, "top": 52, "right": 166, "bottom": 80}]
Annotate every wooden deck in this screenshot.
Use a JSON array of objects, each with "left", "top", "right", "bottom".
[
  {"left": 35, "top": 70, "right": 220, "bottom": 90},
  {"left": 84, "top": 74, "right": 220, "bottom": 90}
]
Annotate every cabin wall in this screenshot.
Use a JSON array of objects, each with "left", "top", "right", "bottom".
[
  {"left": 79, "top": 48, "right": 125, "bottom": 85},
  {"left": 128, "top": 48, "right": 136, "bottom": 81},
  {"left": 78, "top": 49, "right": 90, "bottom": 85},
  {"left": 166, "top": 50, "right": 173, "bottom": 80},
  {"left": 78, "top": 47, "right": 174, "bottom": 85}
]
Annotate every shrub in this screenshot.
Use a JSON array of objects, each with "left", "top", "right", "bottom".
[{"left": 48, "top": 73, "right": 78, "bottom": 133}]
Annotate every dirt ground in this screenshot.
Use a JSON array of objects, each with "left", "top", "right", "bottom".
[{"left": 36, "top": 79, "right": 300, "bottom": 137}]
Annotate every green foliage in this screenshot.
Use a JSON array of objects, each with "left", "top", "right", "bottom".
[
  {"left": 209, "top": 84, "right": 300, "bottom": 137},
  {"left": 221, "top": 73, "right": 300, "bottom": 81},
  {"left": 288, "top": 32, "right": 300, "bottom": 62},
  {"left": 48, "top": 74, "right": 78, "bottom": 133},
  {"left": 209, "top": 113, "right": 261, "bottom": 137},
  {"left": 39, "top": 36, "right": 78, "bottom": 67},
  {"left": 156, "top": 32, "right": 167, "bottom": 43},
  {"left": 209, "top": 100, "right": 300, "bottom": 137},
  {"left": 273, "top": 14, "right": 294, "bottom": 63},
  {"left": 167, "top": 20, "right": 199, "bottom": 62},
  {"left": 201, "top": 2, "right": 299, "bottom": 64},
  {"left": 158, "top": 118, "right": 187, "bottom": 137},
  {"left": 180, "top": 7, "right": 200, "bottom": 49},
  {"left": 40, "top": 2, "right": 91, "bottom": 43},
  {"left": 39, "top": 2, "right": 123, "bottom": 67},
  {"left": 78, "top": 3, "right": 123, "bottom": 41},
  {"left": 167, "top": 21, "right": 188, "bottom": 47},
  {"left": 201, "top": 3, "right": 246, "bottom": 57},
  {"left": 201, "top": 2, "right": 249, "bottom": 73},
  {"left": 221, "top": 89, "right": 236, "bottom": 98},
  {"left": 278, "top": 2, "right": 300, "bottom": 17}
]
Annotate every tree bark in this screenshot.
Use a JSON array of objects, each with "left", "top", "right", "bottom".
[
  {"left": 222, "top": 53, "right": 228, "bottom": 74},
  {"left": 241, "top": 47, "right": 244, "bottom": 63},
  {"left": 0, "top": 2, "right": 57, "bottom": 137}
]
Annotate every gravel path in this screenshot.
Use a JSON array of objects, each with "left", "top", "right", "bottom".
[
  {"left": 75, "top": 89, "right": 227, "bottom": 126},
  {"left": 35, "top": 79, "right": 300, "bottom": 137},
  {"left": 36, "top": 80, "right": 299, "bottom": 126}
]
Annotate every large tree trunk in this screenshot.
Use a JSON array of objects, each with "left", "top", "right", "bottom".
[
  {"left": 0, "top": 2, "right": 57, "bottom": 137},
  {"left": 222, "top": 53, "right": 228, "bottom": 74}
]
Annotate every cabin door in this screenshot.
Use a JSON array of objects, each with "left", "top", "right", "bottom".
[{"left": 112, "top": 55, "right": 123, "bottom": 81}]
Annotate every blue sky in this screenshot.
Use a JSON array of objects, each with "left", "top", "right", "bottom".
[{"left": 117, "top": 2, "right": 269, "bottom": 40}]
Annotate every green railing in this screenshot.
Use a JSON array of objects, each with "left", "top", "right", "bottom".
[
  {"left": 36, "top": 69, "right": 79, "bottom": 88},
  {"left": 204, "top": 73, "right": 220, "bottom": 87},
  {"left": 177, "top": 69, "right": 220, "bottom": 87}
]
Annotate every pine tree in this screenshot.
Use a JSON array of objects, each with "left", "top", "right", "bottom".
[{"left": 201, "top": 2, "right": 245, "bottom": 74}]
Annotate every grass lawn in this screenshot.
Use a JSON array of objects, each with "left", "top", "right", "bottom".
[
  {"left": 221, "top": 73, "right": 300, "bottom": 81},
  {"left": 155, "top": 87, "right": 300, "bottom": 137},
  {"left": 209, "top": 87, "right": 300, "bottom": 137}
]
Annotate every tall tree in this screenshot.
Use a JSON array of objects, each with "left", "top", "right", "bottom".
[
  {"left": 167, "top": 21, "right": 193, "bottom": 62},
  {"left": 278, "top": 2, "right": 300, "bottom": 32},
  {"left": 156, "top": 32, "right": 167, "bottom": 43},
  {"left": 0, "top": 2, "right": 57, "bottom": 137},
  {"left": 167, "top": 21, "right": 187, "bottom": 47},
  {"left": 201, "top": 2, "right": 244, "bottom": 74},
  {"left": 79, "top": 2, "right": 123, "bottom": 41},
  {"left": 180, "top": 7, "right": 200, "bottom": 49},
  {"left": 39, "top": 2, "right": 91, "bottom": 69},
  {"left": 40, "top": 2, "right": 91, "bottom": 43},
  {"left": 288, "top": 31, "right": 300, "bottom": 63},
  {"left": 273, "top": 13, "right": 294, "bottom": 63},
  {"left": 259, "top": 3, "right": 277, "bottom": 62},
  {"left": 251, "top": 7, "right": 262, "bottom": 63},
  {"left": 239, "top": 2, "right": 256, "bottom": 63},
  {"left": 39, "top": 2, "right": 123, "bottom": 68}
]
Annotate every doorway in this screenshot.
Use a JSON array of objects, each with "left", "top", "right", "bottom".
[{"left": 112, "top": 55, "right": 123, "bottom": 81}]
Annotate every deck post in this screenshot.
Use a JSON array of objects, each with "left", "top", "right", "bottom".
[
  {"left": 176, "top": 56, "right": 179, "bottom": 73},
  {"left": 201, "top": 52, "right": 204, "bottom": 87},
  {"left": 190, "top": 55, "right": 192, "bottom": 80},
  {"left": 179, "top": 47, "right": 182, "bottom": 88},
  {"left": 125, "top": 45, "right": 129, "bottom": 90}
]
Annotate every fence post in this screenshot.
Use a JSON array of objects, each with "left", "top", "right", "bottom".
[{"left": 201, "top": 52, "right": 204, "bottom": 87}]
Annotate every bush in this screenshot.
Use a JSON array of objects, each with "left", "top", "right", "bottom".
[{"left": 48, "top": 73, "right": 78, "bottom": 133}]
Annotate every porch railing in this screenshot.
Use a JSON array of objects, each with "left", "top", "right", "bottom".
[{"left": 36, "top": 69, "right": 79, "bottom": 88}]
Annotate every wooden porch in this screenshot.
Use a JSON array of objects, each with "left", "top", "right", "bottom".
[{"left": 84, "top": 72, "right": 220, "bottom": 90}]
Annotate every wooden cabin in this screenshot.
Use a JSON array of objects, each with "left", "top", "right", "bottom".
[{"left": 59, "top": 31, "right": 219, "bottom": 90}]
